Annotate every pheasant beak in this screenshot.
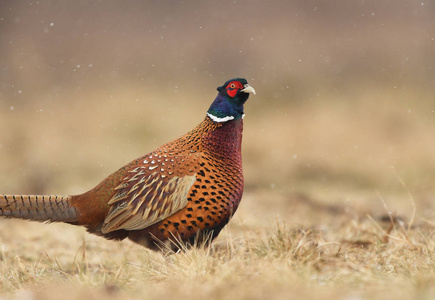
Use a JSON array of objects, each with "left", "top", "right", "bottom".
[{"left": 241, "top": 84, "right": 256, "bottom": 95}]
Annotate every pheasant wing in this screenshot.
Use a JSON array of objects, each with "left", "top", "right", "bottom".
[{"left": 101, "top": 153, "right": 198, "bottom": 233}]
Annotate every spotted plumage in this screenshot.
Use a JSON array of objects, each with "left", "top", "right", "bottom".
[{"left": 0, "top": 78, "right": 255, "bottom": 250}]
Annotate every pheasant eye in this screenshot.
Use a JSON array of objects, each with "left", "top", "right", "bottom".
[{"left": 230, "top": 83, "right": 236, "bottom": 89}]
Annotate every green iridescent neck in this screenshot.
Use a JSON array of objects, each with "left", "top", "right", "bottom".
[{"left": 207, "top": 94, "right": 244, "bottom": 123}]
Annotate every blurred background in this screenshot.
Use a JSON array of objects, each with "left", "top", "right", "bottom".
[{"left": 1, "top": 0, "right": 435, "bottom": 225}]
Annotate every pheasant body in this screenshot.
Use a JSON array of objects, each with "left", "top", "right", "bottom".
[{"left": 0, "top": 78, "right": 255, "bottom": 250}]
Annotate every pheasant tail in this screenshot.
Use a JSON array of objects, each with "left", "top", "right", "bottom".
[{"left": 0, "top": 194, "right": 79, "bottom": 223}]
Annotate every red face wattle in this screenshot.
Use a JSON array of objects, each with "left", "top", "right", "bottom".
[{"left": 226, "top": 81, "right": 244, "bottom": 98}]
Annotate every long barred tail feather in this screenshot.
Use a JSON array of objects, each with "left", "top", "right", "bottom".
[{"left": 0, "top": 194, "right": 78, "bottom": 223}]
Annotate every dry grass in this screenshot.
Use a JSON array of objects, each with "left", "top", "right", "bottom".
[
  {"left": 2, "top": 1, "right": 435, "bottom": 299},
  {"left": 2, "top": 84, "right": 435, "bottom": 299},
  {"left": 1, "top": 195, "right": 435, "bottom": 300},
  {"left": 1, "top": 85, "right": 435, "bottom": 299}
]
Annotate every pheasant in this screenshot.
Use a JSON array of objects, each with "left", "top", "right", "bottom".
[{"left": 0, "top": 78, "right": 255, "bottom": 250}]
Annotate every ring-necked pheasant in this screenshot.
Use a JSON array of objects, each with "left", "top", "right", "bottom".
[{"left": 0, "top": 78, "right": 255, "bottom": 250}]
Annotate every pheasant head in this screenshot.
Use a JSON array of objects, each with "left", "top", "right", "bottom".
[{"left": 207, "top": 78, "right": 256, "bottom": 123}]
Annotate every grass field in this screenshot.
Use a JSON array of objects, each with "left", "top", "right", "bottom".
[
  {"left": 1, "top": 1, "right": 435, "bottom": 299},
  {"left": 1, "top": 85, "right": 435, "bottom": 299}
]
